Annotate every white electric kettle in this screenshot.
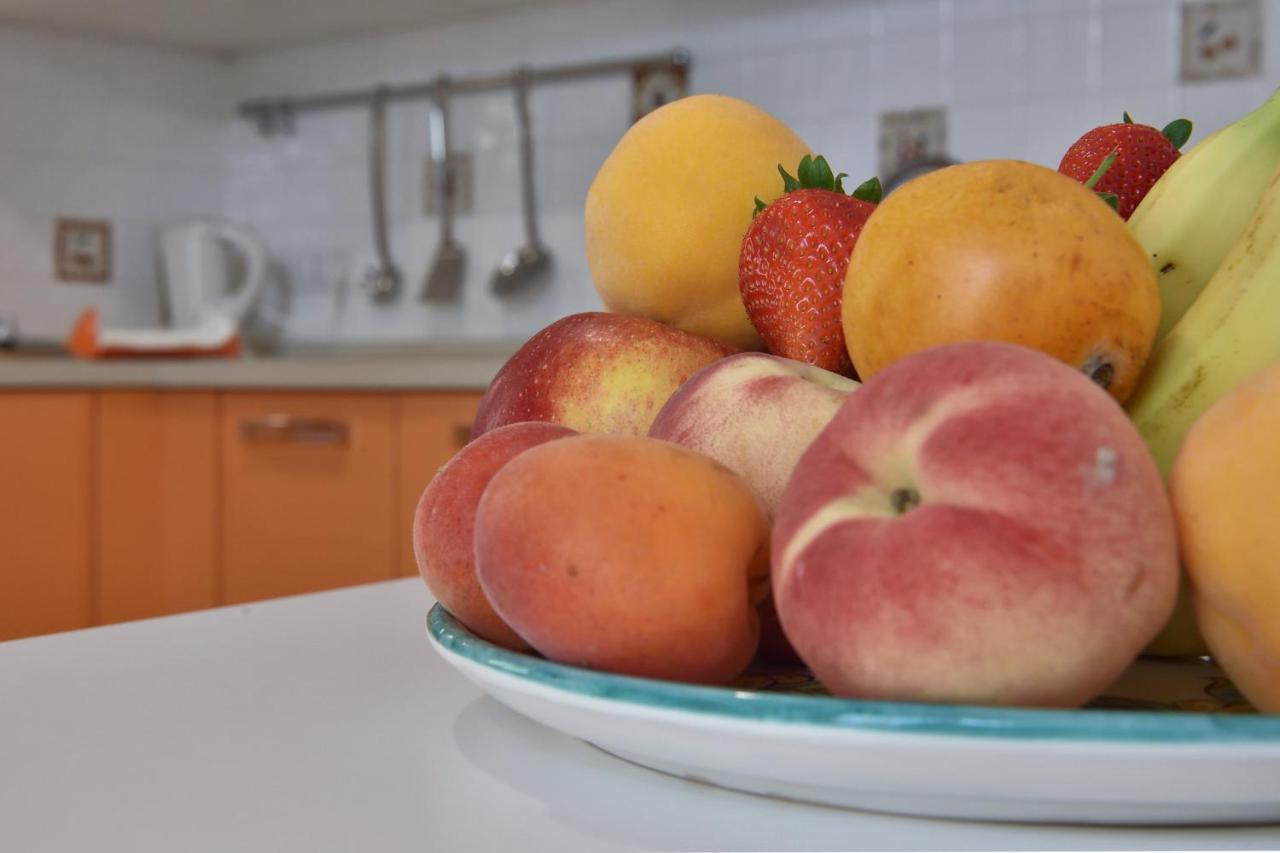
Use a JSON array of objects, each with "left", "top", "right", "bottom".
[{"left": 158, "top": 217, "right": 268, "bottom": 329}]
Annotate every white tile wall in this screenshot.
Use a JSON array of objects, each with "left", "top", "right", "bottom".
[
  {"left": 221, "top": 0, "right": 1280, "bottom": 346},
  {"left": 0, "top": 27, "right": 230, "bottom": 340},
  {"left": 3, "top": 0, "right": 1280, "bottom": 344}
]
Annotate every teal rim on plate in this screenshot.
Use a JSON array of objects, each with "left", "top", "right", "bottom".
[{"left": 428, "top": 604, "right": 1280, "bottom": 744}]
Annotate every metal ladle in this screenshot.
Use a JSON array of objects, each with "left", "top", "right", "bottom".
[
  {"left": 362, "top": 86, "right": 400, "bottom": 302},
  {"left": 422, "top": 78, "right": 466, "bottom": 302},
  {"left": 491, "top": 67, "right": 552, "bottom": 297}
]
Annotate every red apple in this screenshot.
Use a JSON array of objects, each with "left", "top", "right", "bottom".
[
  {"left": 412, "top": 421, "right": 577, "bottom": 649},
  {"left": 773, "top": 342, "right": 1179, "bottom": 707},
  {"left": 471, "top": 312, "right": 735, "bottom": 439}
]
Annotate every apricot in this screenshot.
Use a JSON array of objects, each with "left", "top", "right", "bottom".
[
  {"left": 474, "top": 435, "right": 770, "bottom": 684},
  {"left": 412, "top": 422, "right": 577, "bottom": 650},
  {"left": 842, "top": 160, "right": 1160, "bottom": 403},
  {"left": 1171, "top": 363, "right": 1280, "bottom": 712},
  {"left": 585, "top": 94, "right": 810, "bottom": 350}
]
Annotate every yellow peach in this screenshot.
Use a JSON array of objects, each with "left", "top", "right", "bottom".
[
  {"left": 585, "top": 94, "right": 810, "bottom": 350},
  {"left": 843, "top": 160, "right": 1160, "bottom": 403},
  {"left": 1170, "top": 362, "right": 1280, "bottom": 712}
]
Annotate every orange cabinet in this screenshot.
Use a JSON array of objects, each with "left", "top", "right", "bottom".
[
  {"left": 396, "top": 392, "right": 482, "bottom": 577},
  {"left": 0, "top": 393, "right": 94, "bottom": 641},
  {"left": 220, "top": 393, "right": 398, "bottom": 603},
  {"left": 1, "top": 385, "right": 486, "bottom": 636},
  {"left": 96, "top": 392, "right": 218, "bottom": 623}
]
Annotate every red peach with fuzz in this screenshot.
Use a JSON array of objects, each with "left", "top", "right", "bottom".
[{"left": 773, "top": 342, "right": 1179, "bottom": 707}]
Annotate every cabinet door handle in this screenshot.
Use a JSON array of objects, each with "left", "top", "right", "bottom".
[
  {"left": 240, "top": 414, "right": 350, "bottom": 446},
  {"left": 452, "top": 423, "right": 473, "bottom": 448}
]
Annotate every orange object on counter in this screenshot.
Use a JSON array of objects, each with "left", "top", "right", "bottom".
[{"left": 67, "top": 309, "right": 242, "bottom": 360}]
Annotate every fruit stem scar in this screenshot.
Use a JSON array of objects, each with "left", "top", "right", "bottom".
[
  {"left": 1081, "top": 354, "right": 1115, "bottom": 390},
  {"left": 890, "top": 487, "right": 921, "bottom": 514}
]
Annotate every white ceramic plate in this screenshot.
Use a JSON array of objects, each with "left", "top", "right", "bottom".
[{"left": 427, "top": 605, "right": 1280, "bottom": 825}]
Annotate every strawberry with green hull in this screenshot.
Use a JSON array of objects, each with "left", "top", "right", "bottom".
[
  {"left": 739, "top": 155, "right": 880, "bottom": 378},
  {"left": 1058, "top": 113, "right": 1192, "bottom": 220}
]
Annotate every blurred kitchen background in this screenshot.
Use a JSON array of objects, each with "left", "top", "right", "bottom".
[
  {"left": 2, "top": 0, "right": 1277, "bottom": 643},
  {"left": 1, "top": 0, "right": 1276, "bottom": 349}
]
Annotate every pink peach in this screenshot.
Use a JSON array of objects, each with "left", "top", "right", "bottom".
[
  {"left": 650, "top": 352, "right": 857, "bottom": 663},
  {"left": 773, "top": 342, "right": 1179, "bottom": 707}
]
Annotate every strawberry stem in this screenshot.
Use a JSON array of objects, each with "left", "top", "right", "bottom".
[
  {"left": 756, "top": 155, "right": 883, "bottom": 216},
  {"left": 852, "top": 177, "right": 883, "bottom": 204},
  {"left": 1084, "top": 149, "right": 1118, "bottom": 189},
  {"left": 1162, "top": 118, "right": 1193, "bottom": 150},
  {"left": 778, "top": 163, "right": 802, "bottom": 193},
  {"left": 781, "top": 155, "right": 866, "bottom": 194},
  {"left": 1123, "top": 111, "right": 1134, "bottom": 124}
]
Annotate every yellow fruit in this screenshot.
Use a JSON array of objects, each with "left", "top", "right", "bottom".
[
  {"left": 585, "top": 94, "right": 809, "bottom": 350},
  {"left": 1170, "top": 362, "right": 1280, "bottom": 711},
  {"left": 842, "top": 160, "right": 1160, "bottom": 403}
]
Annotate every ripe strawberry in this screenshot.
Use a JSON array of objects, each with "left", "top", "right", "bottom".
[
  {"left": 739, "top": 155, "right": 879, "bottom": 377},
  {"left": 1058, "top": 113, "right": 1192, "bottom": 219}
]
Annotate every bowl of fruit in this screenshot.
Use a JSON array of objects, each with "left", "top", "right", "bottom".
[{"left": 416, "top": 92, "right": 1280, "bottom": 825}]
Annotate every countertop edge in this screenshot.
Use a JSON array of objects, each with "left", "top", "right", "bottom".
[{"left": 0, "top": 351, "right": 515, "bottom": 391}]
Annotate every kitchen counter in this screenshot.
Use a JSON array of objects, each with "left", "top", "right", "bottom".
[
  {"left": 1, "top": 580, "right": 1277, "bottom": 853},
  {"left": 0, "top": 340, "right": 522, "bottom": 390}
]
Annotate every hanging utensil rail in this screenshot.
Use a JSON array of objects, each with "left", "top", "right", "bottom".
[{"left": 238, "top": 48, "right": 690, "bottom": 134}]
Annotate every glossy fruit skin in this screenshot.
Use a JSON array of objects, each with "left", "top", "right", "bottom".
[
  {"left": 842, "top": 160, "right": 1160, "bottom": 404},
  {"left": 1059, "top": 123, "right": 1180, "bottom": 220},
  {"left": 740, "top": 189, "right": 874, "bottom": 376},
  {"left": 471, "top": 312, "right": 735, "bottom": 439}
]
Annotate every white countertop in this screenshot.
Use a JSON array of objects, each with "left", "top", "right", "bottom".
[
  {"left": 2, "top": 580, "right": 1277, "bottom": 853},
  {"left": 0, "top": 341, "right": 521, "bottom": 390}
]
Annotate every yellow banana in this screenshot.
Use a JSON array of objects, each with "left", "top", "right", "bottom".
[
  {"left": 1129, "top": 87, "right": 1280, "bottom": 341},
  {"left": 1127, "top": 159, "right": 1280, "bottom": 657},
  {"left": 1129, "top": 161, "right": 1280, "bottom": 475}
]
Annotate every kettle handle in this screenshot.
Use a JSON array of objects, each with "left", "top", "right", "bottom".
[{"left": 206, "top": 219, "right": 268, "bottom": 322}]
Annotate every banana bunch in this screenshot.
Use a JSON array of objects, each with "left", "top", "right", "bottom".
[
  {"left": 1129, "top": 87, "right": 1280, "bottom": 340},
  {"left": 1125, "top": 94, "right": 1280, "bottom": 656},
  {"left": 1129, "top": 161, "right": 1280, "bottom": 474}
]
